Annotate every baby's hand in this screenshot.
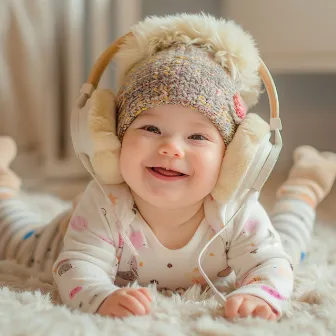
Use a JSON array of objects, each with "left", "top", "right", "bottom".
[
  {"left": 223, "top": 294, "right": 277, "bottom": 321},
  {"left": 97, "top": 288, "right": 152, "bottom": 318}
]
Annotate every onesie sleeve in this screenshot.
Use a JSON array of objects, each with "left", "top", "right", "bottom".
[
  {"left": 53, "top": 181, "right": 120, "bottom": 314},
  {"left": 226, "top": 199, "right": 294, "bottom": 317}
]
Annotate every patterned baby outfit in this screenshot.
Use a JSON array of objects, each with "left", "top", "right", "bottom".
[{"left": 52, "top": 181, "right": 293, "bottom": 315}]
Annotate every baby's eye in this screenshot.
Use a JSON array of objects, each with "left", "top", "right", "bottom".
[
  {"left": 143, "top": 125, "right": 161, "bottom": 134},
  {"left": 189, "top": 134, "right": 208, "bottom": 141}
]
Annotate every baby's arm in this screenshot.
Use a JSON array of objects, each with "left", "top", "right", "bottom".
[
  {"left": 53, "top": 181, "right": 120, "bottom": 313},
  {"left": 225, "top": 200, "right": 294, "bottom": 318},
  {"left": 53, "top": 181, "right": 150, "bottom": 315}
]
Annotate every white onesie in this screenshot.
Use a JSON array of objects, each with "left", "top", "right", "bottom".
[{"left": 53, "top": 181, "right": 294, "bottom": 316}]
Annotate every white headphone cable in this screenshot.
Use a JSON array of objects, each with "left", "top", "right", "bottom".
[{"left": 197, "top": 190, "right": 257, "bottom": 305}]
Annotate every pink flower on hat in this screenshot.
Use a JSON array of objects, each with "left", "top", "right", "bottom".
[{"left": 233, "top": 93, "right": 247, "bottom": 119}]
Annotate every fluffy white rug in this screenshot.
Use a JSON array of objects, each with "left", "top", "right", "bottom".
[{"left": 1, "top": 192, "right": 336, "bottom": 336}]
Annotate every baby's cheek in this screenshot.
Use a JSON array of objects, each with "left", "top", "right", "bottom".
[{"left": 195, "top": 154, "right": 221, "bottom": 189}]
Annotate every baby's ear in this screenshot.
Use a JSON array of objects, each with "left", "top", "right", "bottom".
[{"left": 88, "top": 89, "right": 124, "bottom": 184}]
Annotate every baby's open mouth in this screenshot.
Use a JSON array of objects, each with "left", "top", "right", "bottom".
[{"left": 149, "top": 167, "right": 186, "bottom": 177}]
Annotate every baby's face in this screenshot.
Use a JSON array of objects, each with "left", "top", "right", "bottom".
[{"left": 119, "top": 105, "right": 225, "bottom": 209}]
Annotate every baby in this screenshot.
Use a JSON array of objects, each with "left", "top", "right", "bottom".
[{"left": 1, "top": 14, "right": 336, "bottom": 321}]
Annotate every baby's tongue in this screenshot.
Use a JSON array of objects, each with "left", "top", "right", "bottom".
[{"left": 153, "top": 167, "right": 183, "bottom": 176}]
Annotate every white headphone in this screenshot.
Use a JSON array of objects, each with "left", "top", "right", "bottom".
[{"left": 71, "top": 32, "right": 282, "bottom": 204}]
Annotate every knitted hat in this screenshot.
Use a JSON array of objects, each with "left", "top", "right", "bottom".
[{"left": 116, "top": 43, "right": 247, "bottom": 146}]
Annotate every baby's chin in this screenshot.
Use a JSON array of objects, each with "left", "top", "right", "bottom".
[
  {"left": 140, "top": 187, "right": 206, "bottom": 210},
  {"left": 144, "top": 191, "right": 188, "bottom": 209},
  {"left": 150, "top": 198, "right": 188, "bottom": 210},
  {"left": 127, "top": 178, "right": 211, "bottom": 209}
]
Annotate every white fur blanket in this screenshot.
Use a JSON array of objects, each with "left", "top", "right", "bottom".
[{"left": 1, "top": 193, "right": 336, "bottom": 336}]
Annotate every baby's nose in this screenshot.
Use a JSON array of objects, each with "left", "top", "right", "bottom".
[{"left": 159, "top": 143, "right": 184, "bottom": 159}]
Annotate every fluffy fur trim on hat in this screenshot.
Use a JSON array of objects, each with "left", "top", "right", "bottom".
[{"left": 116, "top": 13, "right": 261, "bottom": 107}]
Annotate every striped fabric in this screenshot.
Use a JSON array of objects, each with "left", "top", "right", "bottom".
[
  {"left": 270, "top": 185, "right": 316, "bottom": 267},
  {"left": 0, "top": 191, "right": 66, "bottom": 274}
]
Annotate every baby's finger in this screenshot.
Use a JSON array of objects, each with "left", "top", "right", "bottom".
[
  {"left": 238, "top": 299, "right": 256, "bottom": 318},
  {"left": 138, "top": 288, "right": 152, "bottom": 302},
  {"left": 224, "top": 296, "right": 244, "bottom": 319},
  {"left": 253, "top": 305, "right": 272, "bottom": 319},
  {"left": 119, "top": 293, "right": 147, "bottom": 316},
  {"left": 268, "top": 312, "right": 278, "bottom": 321},
  {"left": 112, "top": 304, "right": 134, "bottom": 318},
  {"left": 128, "top": 289, "right": 151, "bottom": 314}
]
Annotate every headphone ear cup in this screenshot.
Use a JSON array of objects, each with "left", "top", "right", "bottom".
[
  {"left": 212, "top": 113, "right": 271, "bottom": 203},
  {"left": 88, "top": 89, "right": 124, "bottom": 184}
]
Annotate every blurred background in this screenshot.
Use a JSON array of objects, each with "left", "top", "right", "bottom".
[{"left": 0, "top": 0, "right": 335, "bottom": 214}]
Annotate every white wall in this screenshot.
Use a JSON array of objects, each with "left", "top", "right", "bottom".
[
  {"left": 142, "top": 0, "right": 221, "bottom": 16},
  {"left": 252, "top": 74, "right": 336, "bottom": 172}
]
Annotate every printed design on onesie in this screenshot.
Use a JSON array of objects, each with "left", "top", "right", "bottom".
[
  {"left": 69, "top": 286, "right": 83, "bottom": 299},
  {"left": 129, "top": 231, "right": 147, "bottom": 250},
  {"left": 101, "top": 207, "right": 110, "bottom": 227},
  {"left": 184, "top": 267, "right": 207, "bottom": 287},
  {"left": 261, "top": 285, "right": 286, "bottom": 300},
  {"left": 99, "top": 208, "right": 117, "bottom": 245},
  {"left": 132, "top": 202, "right": 138, "bottom": 215},
  {"left": 57, "top": 262, "right": 75, "bottom": 276},
  {"left": 225, "top": 241, "right": 230, "bottom": 254},
  {"left": 118, "top": 233, "right": 124, "bottom": 249},
  {"left": 245, "top": 276, "right": 268, "bottom": 285},
  {"left": 239, "top": 218, "right": 259, "bottom": 237},
  {"left": 53, "top": 259, "right": 71, "bottom": 274},
  {"left": 108, "top": 193, "right": 118, "bottom": 205},
  {"left": 70, "top": 216, "right": 88, "bottom": 231},
  {"left": 116, "top": 255, "right": 138, "bottom": 282}
]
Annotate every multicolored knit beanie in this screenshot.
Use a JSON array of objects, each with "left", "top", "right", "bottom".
[
  {"left": 113, "top": 13, "right": 262, "bottom": 147},
  {"left": 116, "top": 43, "right": 248, "bottom": 146}
]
